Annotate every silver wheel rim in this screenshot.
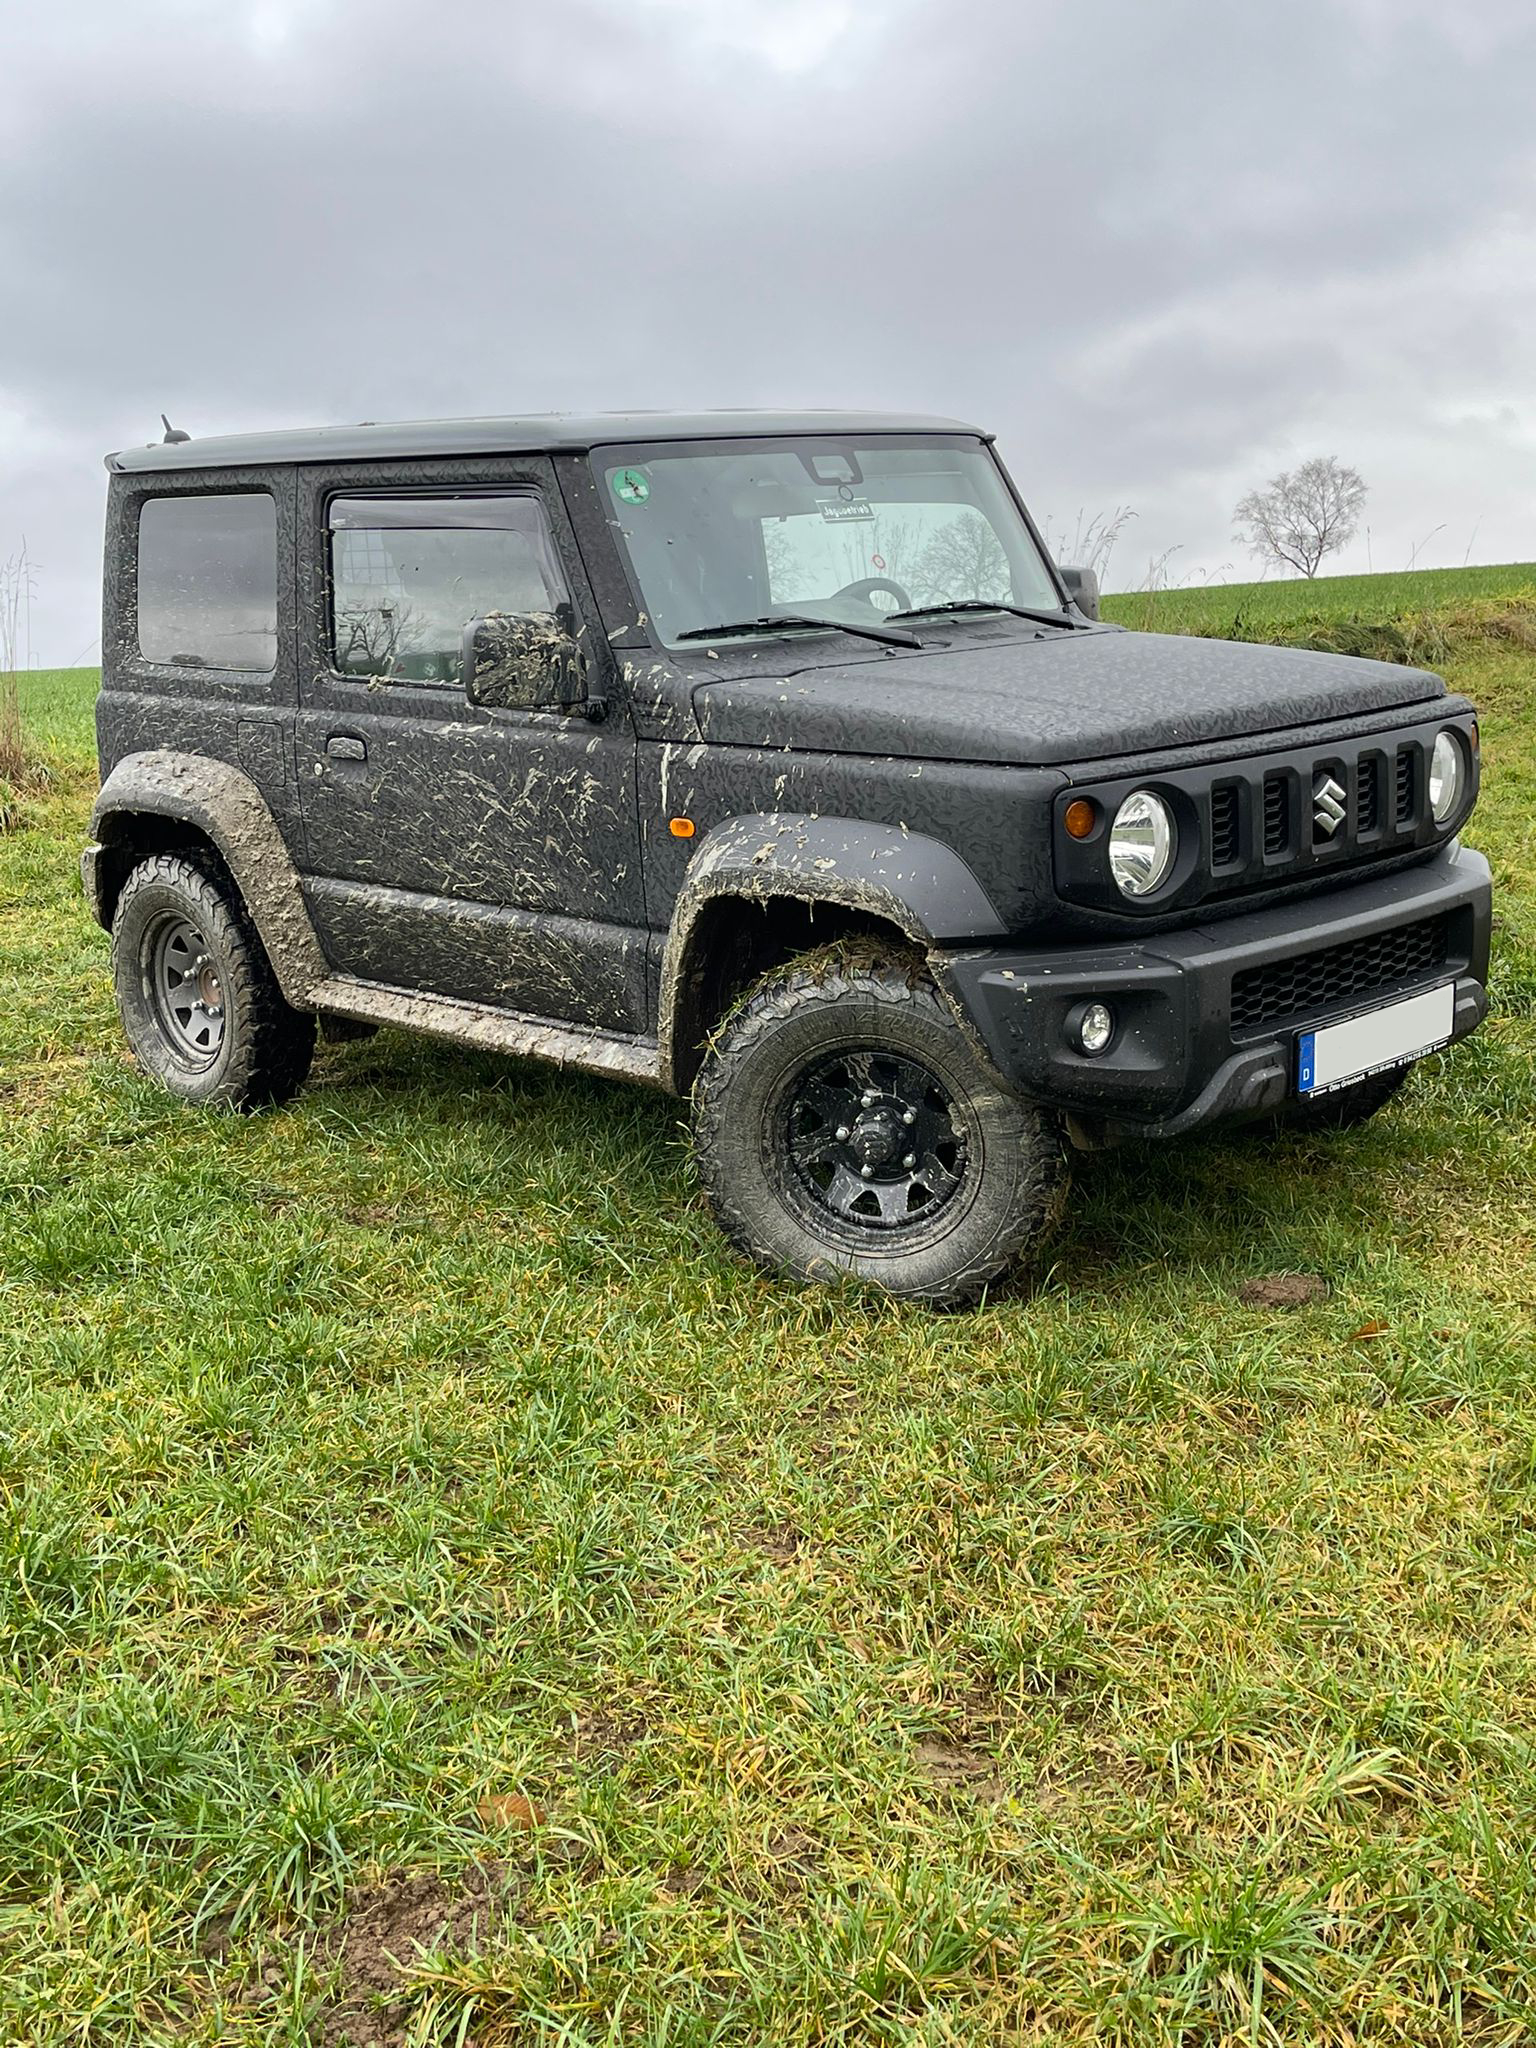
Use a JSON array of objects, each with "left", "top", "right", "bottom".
[{"left": 147, "top": 913, "right": 227, "bottom": 1066}]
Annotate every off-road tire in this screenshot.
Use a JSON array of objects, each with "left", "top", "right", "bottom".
[
  {"left": 1281, "top": 1060, "right": 1413, "bottom": 1134},
  {"left": 111, "top": 850, "right": 316, "bottom": 1110},
  {"left": 692, "top": 944, "right": 1064, "bottom": 1305}
]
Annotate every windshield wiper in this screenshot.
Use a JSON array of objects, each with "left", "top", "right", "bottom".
[
  {"left": 885, "top": 599, "right": 1084, "bottom": 630},
  {"left": 676, "top": 613, "right": 921, "bottom": 651}
]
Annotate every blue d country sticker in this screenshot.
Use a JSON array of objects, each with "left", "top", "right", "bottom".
[
  {"left": 1297, "top": 1031, "right": 1316, "bottom": 1092},
  {"left": 612, "top": 468, "right": 650, "bottom": 505}
]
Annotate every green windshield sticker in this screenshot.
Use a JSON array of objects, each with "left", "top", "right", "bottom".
[{"left": 612, "top": 468, "right": 650, "bottom": 505}]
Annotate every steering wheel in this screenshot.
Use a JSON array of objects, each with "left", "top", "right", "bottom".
[{"left": 828, "top": 575, "right": 913, "bottom": 614}]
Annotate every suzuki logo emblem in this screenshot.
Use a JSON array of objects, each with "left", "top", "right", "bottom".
[{"left": 1313, "top": 771, "right": 1347, "bottom": 838}]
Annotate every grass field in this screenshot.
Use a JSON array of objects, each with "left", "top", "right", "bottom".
[
  {"left": 1102, "top": 560, "right": 1536, "bottom": 645},
  {"left": 2, "top": 568, "right": 1536, "bottom": 2044}
]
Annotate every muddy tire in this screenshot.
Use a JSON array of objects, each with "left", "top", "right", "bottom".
[
  {"left": 1281, "top": 1061, "right": 1413, "bottom": 1133},
  {"left": 692, "top": 944, "right": 1064, "bottom": 1305},
  {"left": 111, "top": 850, "right": 316, "bottom": 1110}
]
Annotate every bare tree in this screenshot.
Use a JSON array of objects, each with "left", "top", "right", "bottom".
[
  {"left": 759, "top": 514, "right": 927, "bottom": 606},
  {"left": 1233, "top": 457, "right": 1367, "bottom": 579},
  {"left": 335, "top": 592, "right": 423, "bottom": 676},
  {"left": 913, "top": 511, "right": 1011, "bottom": 606}
]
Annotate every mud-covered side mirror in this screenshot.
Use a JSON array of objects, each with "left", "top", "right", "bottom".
[
  {"left": 1059, "top": 566, "right": 1101, "bottom": 620},
  {"left": 462, "top": 611, "right": 599, "bottom": 715}
]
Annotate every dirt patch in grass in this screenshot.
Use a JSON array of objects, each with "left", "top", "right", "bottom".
[
  {"left": 765, "top": 1824, "right": 823, "bottom": 1868},
  {"left": 1238, "top": 1272, "right": 1330, "bottom": 1309},
  {"left": 659, "top": 1861, "right": 706, "bottom": 1898},
  {"left": 743, "top": 1519, "right": 807, "bottom": 1563},
  {"left": 561, "top": 1707, "right": 648, "bottom": 1761},
  {"left": 255, "top": 1860, "right": 515, "bottom": 2048},
  {"left": 754, "top": 1824, "right": 826, "bottom": 1898},
  {"left": 915, "top": 1735, "right": 1005, "bottom": 1803}
]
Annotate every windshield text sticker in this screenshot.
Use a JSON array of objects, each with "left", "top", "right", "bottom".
[{"left": 819, "top": 498, "right": 875, "bottom": 523}]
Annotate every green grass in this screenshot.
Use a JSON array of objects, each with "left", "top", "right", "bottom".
[
  {"left": 1103, "top": 559, "right": 1536, "bottom": 644},
  {"left": 2, "top": 587, "right": 1535, "bottom": 2042},
  {"left": 4, "top": 664, "right": 99, "bottom": 760}
]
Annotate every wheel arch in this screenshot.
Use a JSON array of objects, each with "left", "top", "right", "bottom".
[
  {"left": 85, "top": 751, "right": 329, "bottom": 1007},
  {"left": 658, "top": 813, "right": 1008, "bottom": 1093}
]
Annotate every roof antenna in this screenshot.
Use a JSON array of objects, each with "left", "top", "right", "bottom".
[{"left": 160, "top": 413, "right": 191, "bottom": 445}]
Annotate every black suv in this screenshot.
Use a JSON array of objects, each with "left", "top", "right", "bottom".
[{"left": 85, "top": 412, "right": 1490, "bottom": 1303}]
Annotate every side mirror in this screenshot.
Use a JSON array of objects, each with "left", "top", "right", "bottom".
[
  {"left": 462, "top": 611, "right": 597, "bottom": 715},
  {"left": 1059, "top": 566, "right": 1101, "bottom": 620}
]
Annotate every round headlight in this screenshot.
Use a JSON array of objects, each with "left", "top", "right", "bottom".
[
  {"left": 1429, "top": 730, "right": 1465, "bottom": 823},
  {"left": 1109, "top": 789, "right": 1176, "bottom": 897}
]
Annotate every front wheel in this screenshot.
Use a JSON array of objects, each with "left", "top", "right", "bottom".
[
  {"left": 692, "top": 944, "right": 1063, "bottom": 1305},
  {"left": 111, "top": 850, "right": 316, "bottom": 1110}
]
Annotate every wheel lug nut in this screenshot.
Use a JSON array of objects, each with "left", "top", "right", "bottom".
[
  {"left": 860, "top": 1091, "right": 876, "bottom": 1108},
  {"left": 860, "top": 1165, "right": 874, "bottom": 1180},
  {"left": 903, "top": 1153, "right": 917, "bottom": 1169},
  {"left": 835, "top": 1125, "right": 850, "bottom": 1141},
  {"left": 901, "top": 1108, "right": 916, "bottom": 1125}
]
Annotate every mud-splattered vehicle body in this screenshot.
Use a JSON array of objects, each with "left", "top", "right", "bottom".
[{"left": 86, "top": 413, "right": 1491, "bottom": 1302}]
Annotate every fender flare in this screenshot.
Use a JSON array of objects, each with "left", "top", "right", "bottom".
[
  {"left": 86, "top": 751, "right": 329, "bottom": 1007},
  {"left": 658, "top": 812, "right": 1007, "bottom": 1091}
]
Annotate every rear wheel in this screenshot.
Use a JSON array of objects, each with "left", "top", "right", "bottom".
[
  {"left": 692, "top": 944, "right": 1063, "bottom": 1305},
  {"left": 112, "top": 850, "right": 316, "bottom": 1109},
  {"left": 1282, "top": 1061, "right": 1413, "bottom": 1133}
]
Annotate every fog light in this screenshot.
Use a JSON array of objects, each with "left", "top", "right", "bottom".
[{"left": 1076, "top": 1001, "right": 1115, "bottom": 1056}]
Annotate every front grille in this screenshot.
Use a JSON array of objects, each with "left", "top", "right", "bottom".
[
  {"left": 1230, "top": 914, "right": 1450, "bottom": 1033},
  {"left": 1210, "top": 784, "right": 1240, "bottom": 867},
  {"left": 1357, "top": 756, "right": 1380, "bottom": 833},
  {"left": 1054, "top": 714, "right": 1473, "bottom": 917},
  {"left": 1396, "top": 749, "right": 1416, "bottom": 823},
  {"left": 1263, "top": 775, "right": 1289, "bottom": 856}
]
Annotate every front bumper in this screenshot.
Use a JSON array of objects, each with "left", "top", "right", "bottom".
[{"left": 939, "top": 844, "right": 1491, "bottom": 1141}]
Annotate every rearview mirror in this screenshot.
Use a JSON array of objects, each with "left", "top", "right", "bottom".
[
  {"left": 462, "top": 611, "right": 595, "bottom": 714},
  {"left": 1059, "top": 566, "right": 1100, "bottom": 621}
]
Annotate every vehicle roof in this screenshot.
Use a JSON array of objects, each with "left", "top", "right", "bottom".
[{"left": 106, "top": 410, "right": 989, "bottom": 474}]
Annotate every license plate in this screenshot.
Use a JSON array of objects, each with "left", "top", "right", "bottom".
[{"left": 1296, "top": 982, "right": 1455, "bottom": 1096}]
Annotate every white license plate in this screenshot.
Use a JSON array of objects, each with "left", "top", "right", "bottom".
[{"left": 1296, "top": 982, "right": 1455, "bottom": 1096}]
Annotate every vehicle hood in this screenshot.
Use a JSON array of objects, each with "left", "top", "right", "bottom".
[{"left": 689, "top": 628, "right": 1446, "bottom": 767}]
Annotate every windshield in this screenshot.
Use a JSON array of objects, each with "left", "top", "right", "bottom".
[{"left": 594, "top": 434, "right": 1062, "bottom": 649}]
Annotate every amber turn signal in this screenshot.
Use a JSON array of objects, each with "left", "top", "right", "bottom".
[
  {"left": 669, "top": 817, "right": 696, "bottom": 839},
  {"left": 1063, "top": 798, "right": 1098, "bottom": 840}
]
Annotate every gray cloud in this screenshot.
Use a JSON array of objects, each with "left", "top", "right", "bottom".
[{"left": 2, "top": 0, "right": 1534, "bottom": 660}]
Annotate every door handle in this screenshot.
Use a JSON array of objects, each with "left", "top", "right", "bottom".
[{"left": 326, "top": 734, "right": 367, "bottom": 762}]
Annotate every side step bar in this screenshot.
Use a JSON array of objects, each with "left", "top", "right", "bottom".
[{"left": 308, "top": 977, "right": 665, "bottom": 1089}]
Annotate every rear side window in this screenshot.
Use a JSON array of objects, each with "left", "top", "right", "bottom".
[
  {"left": 328, "top": 493, "right": 568, "bottom": 683},
  {"left": 137, "top": 493, "right": 278, "bottom": 671}
]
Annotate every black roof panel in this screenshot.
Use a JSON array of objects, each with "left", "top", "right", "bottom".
[{"left": 107, "top": 409, "right": 988, "bottom": 473}]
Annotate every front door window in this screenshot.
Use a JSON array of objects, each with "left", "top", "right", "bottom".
[{"left": 328, "top": 494, "right": 568, "bottom": 684}]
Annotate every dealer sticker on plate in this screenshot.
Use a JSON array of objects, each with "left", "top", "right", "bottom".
[{"left": 1296, "top": 982, "right": 1455, "bottom": 1096}]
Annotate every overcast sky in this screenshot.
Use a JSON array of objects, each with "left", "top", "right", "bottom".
[{"left": 2, "top": 0, "right": 1533, "bottom": 665}]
